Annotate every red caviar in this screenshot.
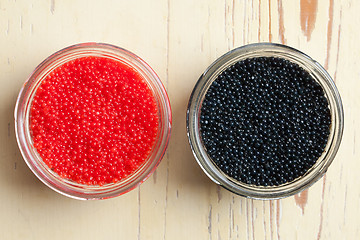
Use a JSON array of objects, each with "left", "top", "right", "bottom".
[{"left": 30, "top": 56, "right": 159, "bottom": 186}]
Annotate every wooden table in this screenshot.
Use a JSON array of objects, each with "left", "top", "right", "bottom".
[{"left": 0, "top": 0, "right": 358, "bottom": 239}]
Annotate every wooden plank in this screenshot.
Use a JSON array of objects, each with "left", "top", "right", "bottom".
[{"left": 0, "top": 0, "right": 358, "bottom": 239}]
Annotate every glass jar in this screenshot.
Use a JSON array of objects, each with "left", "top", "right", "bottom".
[
  {"left": 186, "top": 43, "right": 343, "bottom": 199},
  {"left": 15, "top": 43, "right": 172, "bottom": 200}
]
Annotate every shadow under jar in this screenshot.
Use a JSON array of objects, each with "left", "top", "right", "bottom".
[
  {"left": 187, "top": 43, "right": 343, "bottom": 200},
  {"left": 15, "top": 43, "right": 172, "bottom": 200}
]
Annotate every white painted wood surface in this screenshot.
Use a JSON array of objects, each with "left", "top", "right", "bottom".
[{"left": 0, "top": 0, "right": 358, "bottom": 239}]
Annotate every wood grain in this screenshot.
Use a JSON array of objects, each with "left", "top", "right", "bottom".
[
  {"left": 0, "top": 0, "right": 358, "bottom": 239},
  {"left": 300, "top": 0, "right": 318, "bottom": 41}
]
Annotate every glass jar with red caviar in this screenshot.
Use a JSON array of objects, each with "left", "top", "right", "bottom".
[{"left": 15, "top": 43, "right": 172, "bottom": 200}]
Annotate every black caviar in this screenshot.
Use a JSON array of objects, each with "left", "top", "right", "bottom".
[{"left": 200, "top": 57, "right": 331, "bottom": 186}]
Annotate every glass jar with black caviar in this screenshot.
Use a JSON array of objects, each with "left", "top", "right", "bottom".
[{"left": 187, "top": 43, "right": 343, "bottom": 199}]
